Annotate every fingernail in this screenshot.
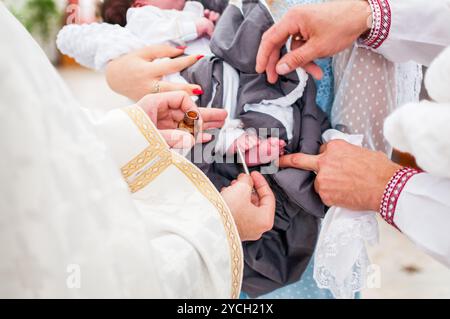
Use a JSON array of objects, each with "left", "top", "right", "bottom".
[
  {"left": 196, "top": 55, "right": 205, "bottom": 61},
  {"left": 176, "top": 46, "right": 187, "bottom": 50},
  {"left": 192, "top": 88, "right": 204, "bottom": 95},
  {"left": 276, "top": 63, "right": 290, "bottom": 75}
]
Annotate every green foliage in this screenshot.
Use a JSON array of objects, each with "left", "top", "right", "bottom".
[{"left": 12, "top": 0, "right": 62, "bottom": 41}]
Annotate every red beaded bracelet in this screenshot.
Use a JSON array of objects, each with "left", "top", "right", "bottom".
[
  {"left": 360, "top": 0, "right": 391, "bottom": 49},
  {"left": 379, "top": 167, "right": 422, "bottom": 230}
]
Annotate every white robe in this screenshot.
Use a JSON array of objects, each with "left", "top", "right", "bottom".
[
  {"left": 371, "top": 0, "right": 450, "bottom": 66},
  {"left": 0, "top": 4, "right": 243, "bottom": 298},
  {"left": 383, "top": 46, "right": 450, "bottom": 267}
]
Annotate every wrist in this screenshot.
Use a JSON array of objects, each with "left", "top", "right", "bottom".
[
  {"left": 369, "top": 161, "right": 401, "bottom": 211},
  {"left": 359, "top": 0, "right": 392, "bottom": 49},
  {"left": 353, "top": 0, "right": 372, "bottom": 37},
  {"left": 379, "top": 167, "right": 422, "bottom": 230}
]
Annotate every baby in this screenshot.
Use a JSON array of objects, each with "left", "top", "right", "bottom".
[{"left": 99, "top": 0, "right": 285, "bottom": 166}]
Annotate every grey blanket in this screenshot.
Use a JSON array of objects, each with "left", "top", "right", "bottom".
[{"left": 185, "top": 0, "right": 330, "bottom": 297}]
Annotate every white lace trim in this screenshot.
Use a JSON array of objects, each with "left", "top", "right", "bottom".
[
  {"left": 314, "top": 212, "right": 378, "bottom": 299},
  {"left": 314, "top": 129, "right": 380, "bottom": 299}
]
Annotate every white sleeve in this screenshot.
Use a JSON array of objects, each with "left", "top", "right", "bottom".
[
  {"left": 125, "top": 6, "right": 198, "bottom": 46},
  {"left": 360, "top": 0, "right": 450, "bottom": 66},
  {"left": 383, "top": 100, "right": 450, "bottom": 179},
  {"left": 56, "top": 23, "right": 146, "bottom": 71},
  {"left": 394, "top": 174, "right": 450, "bottom": 267}
]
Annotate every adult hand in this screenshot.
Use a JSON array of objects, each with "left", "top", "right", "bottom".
[
  {"left": 106, "top": 45, "right": 205, "bottom": 101},
  {"left": 278, "top": 140, "right": 401, "bottom": 211},
  {"left": 256, "top": 1, "right": 371, "bottom": 83},
  {"left": 137, "top": 91, "right": 227, "bottom": 149},
  {"left": 221, "top": 172, "right": 276, "bottom": 242}
]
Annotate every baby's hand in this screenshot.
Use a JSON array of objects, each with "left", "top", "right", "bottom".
[
  {"left": 196, "top": 17, "right": 215, "bottom": 38},
  {"left": 204, "top": 9, "right": 221, "bottom": 23}
]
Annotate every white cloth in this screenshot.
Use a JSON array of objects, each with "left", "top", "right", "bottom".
[
  {"left": 126, "top": 2, "right": 212, "bottom": 56},
  {"left": 383, "top": 46, "right": 450, "bottom": 267},
  {"left": 313, "top": 129, "right": 379, "bottom": 299},
  {"left": 394, "top": 174, "right": 450, "bottom": 267},
  {"left": 384, "top": 100, "right": 450, "bottom": 178},
  {"left": 371, "top": 0, "right": 450, "bottom": 66},
  {"left": 214, "top": 62, "right": 246, "bottom": 156},
  {"left": 57, "top": 22, "right": 146, "bottom": 70},
  {"left": 126, "top": 3, "right": 200, "bottom": 46},
  {"left": 0, "top": 4, "right": 243, "bottom": 298},
  {"left": 425, "top": 46, "right": 450, "bottom": 104}
]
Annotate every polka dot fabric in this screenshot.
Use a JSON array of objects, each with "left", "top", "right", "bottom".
[{"left": 332, "top": 46, "right": 396, "bottom": 154}]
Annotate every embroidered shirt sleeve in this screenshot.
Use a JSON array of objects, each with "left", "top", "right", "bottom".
[
  {"left": 359, "top": 0, "right": 392, "bottom": 49},
  {"left": 379, "top": 167, "right": 422, "bottom": 230}
]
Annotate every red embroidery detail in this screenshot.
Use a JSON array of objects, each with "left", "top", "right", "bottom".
[
  {"left": 361, "top": 0, "right": 391, "bottom": 49},
  {"left": 379, "top": 167, "right": 422, "bottom": 231}
]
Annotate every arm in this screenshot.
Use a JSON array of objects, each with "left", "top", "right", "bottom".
[
  {"left": 360, "top": 0, "right": 450, "bottom": 66},
  {"left": 256, "top": 0, "right": 450, "bottom": 81},
  {"left": 58, "top": 25, "right": 205, "bottom": 100},
  {"left": 56, "top": 23, "right": 146, "bottom": 70},
  {"left": 278, "top": 141, "right": 450, "bottom": 267}
]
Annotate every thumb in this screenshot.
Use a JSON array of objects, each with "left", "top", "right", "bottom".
[{"left": 276, "top": 41, "right": 319, "bottom": 75}]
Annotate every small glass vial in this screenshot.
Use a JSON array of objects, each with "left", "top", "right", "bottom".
[{"left": 178, "top": 110, "right": 199, "bottom": 137}]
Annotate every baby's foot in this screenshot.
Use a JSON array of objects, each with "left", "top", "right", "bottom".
[
  {"left": 228, "top": 133, "right": 259, "bottom": 155},
  {"left": 245, "top": 137, "right": 286, "bottom": 167}
]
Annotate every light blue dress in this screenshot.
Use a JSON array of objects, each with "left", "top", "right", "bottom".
[{"left": 241, "top": 0, "right": 335, "bottom": 299}]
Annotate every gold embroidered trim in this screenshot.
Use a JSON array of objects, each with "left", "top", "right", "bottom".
[
  {"left": 172, "top": 152, "right": 243, "bottom": 299},
  {"left": 121, "top": 146, "right": 155, "bottom": 179},
  {"left": 128, "top": 150, "right": 172, "bottom": 193},
  {"left": 123, "top": 106, "right": 167, "bottom": 146},
  {"left": 121, "top": 106, "right": 170, "bottom": 184},
  {"left": 122, "top": 105, "right": 243, "bottom": 298}
]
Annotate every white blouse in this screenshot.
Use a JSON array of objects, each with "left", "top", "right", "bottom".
[
  {"left": 362, "top": 0, "right": 450, "bottom": 66},
  {"left": 383, "top": 44, "right": 450, "bottom": 266},
  {"left": 357, "top": 0, "right": 450, "bottom": 267}
]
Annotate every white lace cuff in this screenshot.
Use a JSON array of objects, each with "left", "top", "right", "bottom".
[{"left": 314, "top": 129, "right": 379, "bottom": 299}]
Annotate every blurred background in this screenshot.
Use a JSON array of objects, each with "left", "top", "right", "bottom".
[{"left": 4, "top": 0, "right": 450, "bottom": 299}]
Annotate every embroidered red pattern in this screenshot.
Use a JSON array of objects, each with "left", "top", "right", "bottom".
[
  {"left": 379, "top": 167, "right": 422, "bottom": 230},
  {"left": 361, "top": 0, "right": 392, "bottom": 49}
]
